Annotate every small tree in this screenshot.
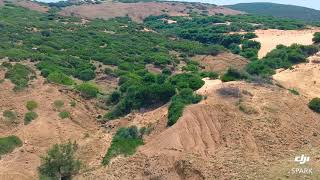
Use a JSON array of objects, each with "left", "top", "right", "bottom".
[{"left": 39, "top": 141, "right": 81, "bottom": 180}]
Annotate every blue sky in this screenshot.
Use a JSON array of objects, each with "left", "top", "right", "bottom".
[{"left": 178, "top": 0, "right": 320, "bottom": 10}]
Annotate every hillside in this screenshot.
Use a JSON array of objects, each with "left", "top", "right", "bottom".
[
  {"left": 1, "top": 1, "right": 320, "bottom": 179},
  {"left": 226, "top": 2, "right": 320, "bottom": 22},
  {"left": 60, "top": 1, "right": 243, "bottom": 22},
  {"left": 78, "top": 80, "right": 320, "bottom": 179}
]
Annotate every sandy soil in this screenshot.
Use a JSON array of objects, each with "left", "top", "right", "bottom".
[
  {"left": 79, "top": 80, "right": 320, "bottom": 179},
  {"left": 0, "top": 68, "right": 111, "bottom": 180},
  {"left": 254, "top": 28, "right": 320, "bottom": 58},
  {"left": 273, "top": 53, "right": 320, "bottom": 99},
  {"left": 192, "top": 52, "right": 248, "bottom": 74},
  {"left": 60, "top": 2, "right": 243, "bottom": 22}
]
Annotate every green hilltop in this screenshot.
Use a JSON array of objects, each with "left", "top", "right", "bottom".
[{"left": 226, "top": 2, "right": 320, "bottom": 22}]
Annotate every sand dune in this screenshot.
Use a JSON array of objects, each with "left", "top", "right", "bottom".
[{"left": 254, "top": 28, "right": 320, "bottom": 58}]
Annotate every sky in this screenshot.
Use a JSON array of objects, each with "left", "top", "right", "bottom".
[{"left": 178, "top": 0, "right": 320, "bottom": 10}]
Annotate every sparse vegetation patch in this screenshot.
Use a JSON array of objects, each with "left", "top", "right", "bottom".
[
  {"left": 26, "top": 100, "right": 38, "bottom": 111},
  {"left": 0, "top": 135, "right": 22, "bottom": 156},
  {"left": 102, "top": 126, "right": 144, "bottom": 165},
  {"left": 3, "top": 110, "right": 17, "bottom": 121},
  {"left": 4, "top": 63, "right": 35, "bottom": 91},
  {"left": 24, "top": 111, "right": 38, "bottom": 125},
  {"left": 59, "top": 111, "right": 71, "bottom": 119},
  {"left": 168, "top": 88, "right": 202, "bottom": 126}
]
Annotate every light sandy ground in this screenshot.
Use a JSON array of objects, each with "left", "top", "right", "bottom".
[
  {"left": 273, "top": 53, "right": 320, "bottom": 99},
  {"left": 192, "top": 52, "right": 248, "bottom": 74},
  {"left": 254, "top": 28, "right": 320, "bottom": 58}
]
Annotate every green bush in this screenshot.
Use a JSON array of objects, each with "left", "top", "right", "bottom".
[
  {"left": 77, "top": 69, "right": 96, "bottom": 81},
  {"left": 75, "top": 83, "right": 99, "bottom": 99},
  {"left": 169, "top": 73, "right": 204, "bottom": 90},
  {"left": 313, "top": 32, "right": 320, "bottom": 44},
  {"left": 39, "top": 142, "right": 81, "bottom": 180},
  {"left": 221, "top": 68, "right": 248, "bottom": 82},
  {"left": 26, "top": 100, "right": 38, "bottom": 111},
  {"left": 53, "top": 100, "right": 64, "bottom": 110},
  {"left": 70, "top": 101, "right": 76, "bottom": 107},
  {"left": 24, "top": 111, "right": 38, "bottom": 125},
  {"left": 0, "top": 135, "right": 22, "bottom": 156},
  {"left": 102, "top": 126, "right": 143, "bottom": 165},
  {"left": 288, "top": 88, "right": 299, "bottom": 95},
  {"left": 309, "top": 98, "right": 320, "bottom": 113},
  {"left": 244, "top": 32, "right": 257, "bottom": 39},
  {"left": 200, "top": 71, "right": 219, "bottom": 79},
  {"left": 108, "top": 91, "right": 121, "bottom": 104},
  {"left": 59, "top": 111, "right": 70, "bottom": 119},
  {"left": 3, "top": 110, "right": 17, "bottom": 121},
  {"left": 47, "top": 72, "right": 74, "bottom": 86},
  {"left": 167, "top": 88, "right": 202, "bottom": 126}
]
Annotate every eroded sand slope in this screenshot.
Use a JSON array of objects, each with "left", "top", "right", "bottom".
[{"left": 79, "top": 81, "right": 320, "bottom": 179}]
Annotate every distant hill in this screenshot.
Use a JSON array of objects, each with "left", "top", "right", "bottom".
[{"left": 226, "top": 2, "right": 320, "bottom": 22}]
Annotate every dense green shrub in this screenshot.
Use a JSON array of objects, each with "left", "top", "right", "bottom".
[
  {"left": 106, "top": 82, "right": 175, "bottom": 119},
  {"left": 309, "top": 98, "right": 320, "bottom": 113},
  {"left": 0, "top": 135, "right": 22, "bottom": 156},
  {"left": 47, "top": 72, "right": 74, "bottom": 86},
  {"left": 75, "top": 83, "right": 99, "bottom": 99},
  {"left": 200, "top": 71, "right": 219, "bottom": 79},
  {"left": 244, "top": 32, "right": 258, "bottom": 39},
  {"left": 242, "top": 40, "right": 261, "bottom": 50},
  {"left": 108, "top": 91, "right": 121, "bottom": 104},
  {"left": 169, "top": 73, "right": 204, "bottom": 90},
  {"left": 246, "top": 44, "right": 319, "bottom": 77},
  {"left": 77, "top": 69, "right": 96, "bottom": 81},
  {"left": 102, "top": 126, "right": 144, "bottom": 165},
  {"left": 24, "top": 111, "right": 38, "bottom": 125},
  {"left": 167, "top": 88, "right": 202, "bottom": 126},
  {"left": 26, "top": 100, "right": 38, "bottom": 111},
  {"left": 240, "top": 48, "right": 259, "bottom": 60},
  {"left": 229, "top": 43, "right": 241, "bottom": 54},
  {"left": 39, "top": 142, "right": 81, "bottom": 180},
  {"left": 221, "top": 68, "right": 248, "bottom": 82},
  {"left": 313, "top": 32, "right": 320, "bottom": 43}
]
